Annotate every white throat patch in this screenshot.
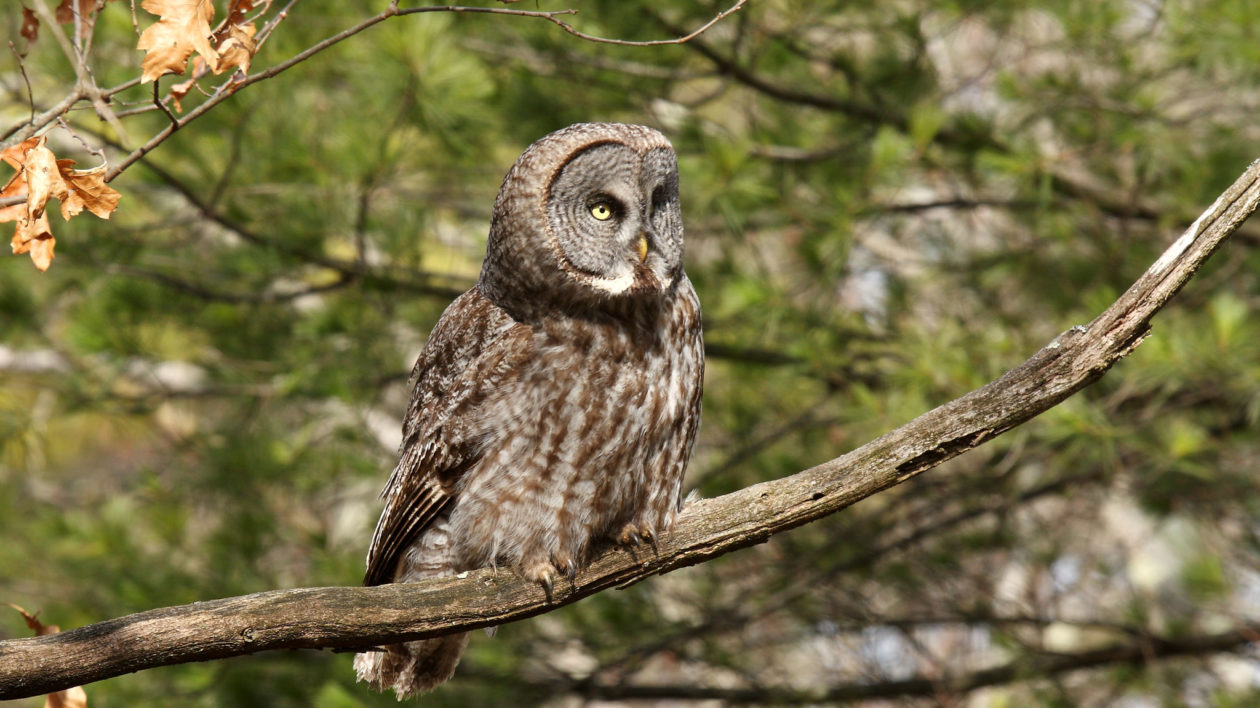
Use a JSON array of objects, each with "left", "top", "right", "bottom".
[{"left": 585, "top": 268, "right": 637, "bottom": 295}]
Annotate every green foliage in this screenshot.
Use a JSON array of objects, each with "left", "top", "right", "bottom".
[{"left": 3, "top": 0, "right": 1260, "bottom": 705}]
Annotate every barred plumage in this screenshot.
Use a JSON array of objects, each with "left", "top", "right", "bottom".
[{"left": 354, "top": 123, "right": 704, "bottom": 698}]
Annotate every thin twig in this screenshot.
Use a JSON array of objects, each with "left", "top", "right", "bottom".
[
  {"left": 252, "top": 0, "right": 296, "bottom": 48},
  {"left": 517, "top": 0, "right": 747, "bottom": 47},
  {"left": 8, "top": 42, "right": 36, "bottom": 126},
  {"left": 28, "top": 0, "right": 80, "bottom": 78},
  {"left": 104, "top": 263, "right": 355, "bottom": 304},
  {"left": 105, "top": 2, "right": 745, "bottom": 181},
  {"left": 55, "top": 117, "right": 107, "bottom": 162},
  {"left": 5, "top": 1, "right": 743, "bottom": 180},
  {"left": 152, "top": 80, "right": 179, "bottom": 127},
  {"left": 6, "top": 0, "right": 127, "bottom": 147},
  {"left": 0, "top": 88, "right": 82, "bottom": 146}
]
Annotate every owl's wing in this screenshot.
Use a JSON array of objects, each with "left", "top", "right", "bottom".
[{"left": 363, "top": 288, "right": 531, "bottom": 587}]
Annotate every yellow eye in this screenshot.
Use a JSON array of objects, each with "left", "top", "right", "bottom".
[{"left": 590, "top": 203, "right": 613, "bottom": 221}]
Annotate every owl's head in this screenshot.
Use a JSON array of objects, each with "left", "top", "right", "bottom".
[{"left": 479, "top": 123, "right": 685, "bottom": 311}]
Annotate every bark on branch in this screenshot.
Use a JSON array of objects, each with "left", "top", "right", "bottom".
[{"left": 2, "top": 158, "right": 1258, "bottom": 700}]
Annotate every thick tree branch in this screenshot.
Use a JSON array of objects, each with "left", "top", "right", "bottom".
[{"left": 1, "top": 157, "right": 1257, "bottom": 699}]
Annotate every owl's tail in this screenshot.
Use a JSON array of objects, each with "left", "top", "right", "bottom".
[{"left": 354, "top": 633, "right": 471, "bottom": 699}]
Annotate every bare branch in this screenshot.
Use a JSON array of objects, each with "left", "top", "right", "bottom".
[
  {"left": 27, "top": 0, "right": 80, "bottom": 77},
  {"left": 0, "top": 84, "right": 82, "bottom": 146},
  {"left": 2, "top": 1, "right": 743, "bottom": 189},
  {"left": 1, "top": 152, "right": 1256, "bottom": 699},
  {"left": 488, "top": 625, "right": 1260, "bottom": 703},
  {"left": 151, "top": 80, "right": 180, "bottom": 127},
  {"left": 101, "top": 264, "right": 354, "bottom": 304},
  {"left": 528, "top": 0, "right": 747, "bottom": 47},
  {"left": 105, "top": 2, "right": 743, "bottom": 181},
  {"left": 7, "top": 41, "right": 36, "bottom": 126},
  {"left": 668, "top": 27, "right": 905, "bottom": 127}
]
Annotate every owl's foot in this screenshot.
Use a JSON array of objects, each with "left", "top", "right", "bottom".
[
  {"left": 553, "top": 553, "right": 578, "bottom": 581},
  {"left": 617, "top": 522, "right": 660, "bottom": 557},
  {"left": 522, "top": 554, "right": 576, "bottom": 601},
  {"left": 524, "top": 561, "right": 557, "bottom": 600}
]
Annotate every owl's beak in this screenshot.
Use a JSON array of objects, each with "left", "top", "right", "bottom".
[{"left": 636, "top": 233, "right": 649, "bottom": 263}]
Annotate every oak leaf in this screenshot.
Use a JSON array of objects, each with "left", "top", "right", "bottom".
[
  {"left": 56, "top": 0, "right": 108, "bottom": 39},
  {"left": 0, "top": 137, "right": 40, "bottom": 169},
  {"left": 137, "top": 0, "right": 218, "bottom": 83},
  {"left": 214, "top": 22, "right": 257, "bottom": 76},
  {"left": 169, "top": 56, "right": 206, "bottom": 112},
  {"left": 0, "top": 138, "right": 38, "bottom": 223},
  {"left": 10, "top": 139, "right": 65, "bottom": 271},
  {"left": 56, "top": 0, "right": 102, "bottom": 23},
  {"left": 57, "top": 161, "right": 121, "bottom": 220},
  {"left": 46, "top": 684, "right": 89, "bottom": 708},
  {"left": 22, "top": 139, "right": 63, "bottom": 220},
  {"left": 20, "top": 6, "right": 39, "bottom": 46},
  {"left": 219, "top": 0, "right": 257, "bottom": 31},
  {"left": 0, "top": 175, "right": 26, "bottom": 223},
  {"left": 211, "top": 0, "right": 258, "bottom": 76},
  {"left": 1, "top": 137, "right": 121, "bottom": 271},
  {"left": 7, "top": 605, "right": 89, "bottom": 708},
  {"left": 12, "top": 211, "right": 56, "bottom": 271}
]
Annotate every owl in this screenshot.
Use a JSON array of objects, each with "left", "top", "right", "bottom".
[{"left": 354, "top": 123, "right": 704, "bottom": 698}]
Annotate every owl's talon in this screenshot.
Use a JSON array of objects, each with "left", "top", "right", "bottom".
[
  {"left": 547, "top": 553, "right": 578, "bottom": 583},
  {"left": 618, "top": 522, "right": 660, "bottom": 551},
  {"left": 524, "top": 560, "right": 559, "bottom": 601}
]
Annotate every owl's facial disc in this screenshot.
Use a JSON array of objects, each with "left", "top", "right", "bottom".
[{"left": 547, "top": 143, "right": 683, "bottom": 297}]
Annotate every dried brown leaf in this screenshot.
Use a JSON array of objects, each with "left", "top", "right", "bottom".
[
  {"left": 2, "top": 137, "right": 120, "bottom": 271},
  {"left": 213, "top": 22, "right": 256, "bottom": 75},
  {"left": 56, "top": 160, "right": 121, "bottom": 220},
  {"left": 56, "top": 0, "right": 98, "bottom": 39},
  {"left": 7, "top": 603, "right": 54, "bottom": 634},
  {"left": 46, "top": 686, "right": 88, "bottom": 708},
  {"left": 55, "top": 0, "right": 98, "bottom": 23},
  {"left": 1, "top": 137, "right": 40, "bottom": 170},
  {"left": 0, "top": 139, "right": 36, "bottom": 223},
  {"left": 219, "top": 0, "right": 256, "bottom": 29},
  {"left": 209, "top": 0, "right": 258, "bottom": 76},
  {"left": 56, "top": 0, "right": 122, "bottom": 40},
  {"left": 20, "top": 6, "right": 39, "bottom": 45},
  {"left": 23, "top": 141, "right": 69, "bottom": 220},
  {"left": 137, "top": 0, "right": 218, "bottom": 83},
  {"left": 0, "top": 175, "right": 25, "bottom": 222},
  {"left": 13, "top": 210, "right": 56, "bottom": 271},
  {"left": 7, "top": 606, "right": 88, "bottom": 707},
  {"left": 169, "top": 55, "right": 206, "bottom": 111},
  {"left": 10, "top": 141, "right": 63, "bottom": 271}
]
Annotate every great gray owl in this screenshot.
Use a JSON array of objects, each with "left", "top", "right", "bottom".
[{"left": 354, "top": 123, "right": 704, "bottom": 698}]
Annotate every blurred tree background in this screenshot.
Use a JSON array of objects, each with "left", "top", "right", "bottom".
[{"left": 4, "top": 0, "right": 1260, "bottom": 705}]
